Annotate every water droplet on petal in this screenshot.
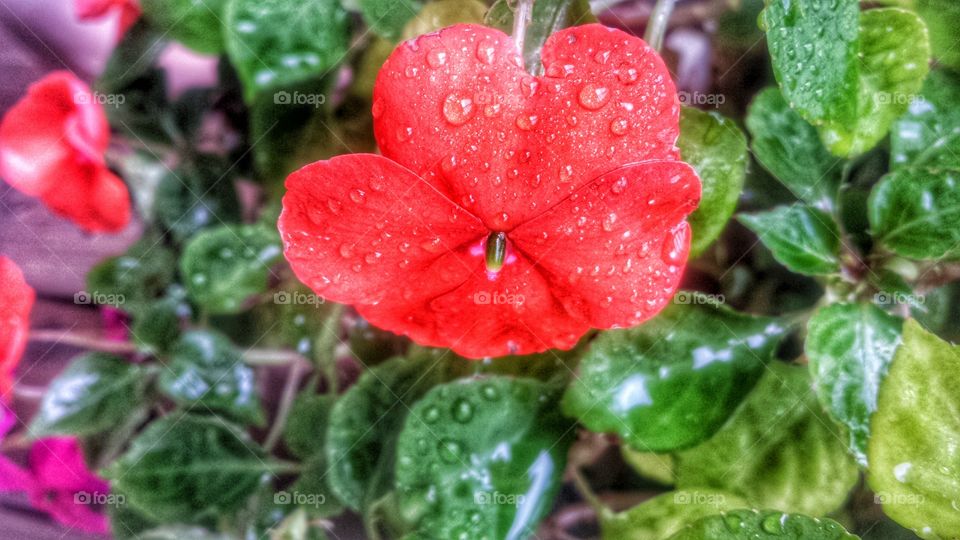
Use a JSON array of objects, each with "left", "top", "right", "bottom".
[
  {"left": 442, "top": 94, "right": 474, "bottom": 126},
  {"left": 578, "top": 83, "right": 610, "bottom": 110},
  {"left": 371, "top": 98, "right": 384, "bottom": 118},
  {"left": 593, "top": 50, "right": 611, "bottom": 64},
  {"left": 610, "top": 117, "right": 629, "bottom": 135},
  {"left": 483, "top": 103, "right": 501, "bottom": 117},
  {"left": 611, "top": 177, "right": 628, "bottom": 194},
  {"left": 404, "top": 65, "right": 419, "bottom": 78},
  {"left": 396, "top": 126, "right": 413, "bottom": 142},
  {"left": 661, "top": 222, "right": 689, "bottom": 265},
  {"left": 349, "top": 189, "right": 366, "bottom": 204},
  {"left": 566, "top": 114, "right": 578, "bottom": 126},
  {"left": 520, "top": 76, "right": 539, "bottom": 97},
  {"left": 617, "top": 64, "right": 639, "bottom": 84},
  {"left": 559, "top": 164, "right": 574, "bottom": 183},
  {"left": 427, "top": 48, "right": 448, "bottom": 67},
  {"left": 327, "top": 199, "right": 342, "bottom": 214},
  {"left": 475, "top": 39, "right": 496, "bottom": 64},
  {"left": 339, "top": 243, "right": 354, "bottom": 258},
  {"left": 515, "top": 114, "right": 538, "bottom": 131},
  {"left": 602, "top": 213, "right": 617, "bottom": 231}
]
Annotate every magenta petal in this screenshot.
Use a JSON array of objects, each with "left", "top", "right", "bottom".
[{"left": 0, "top": 456, "right": 33, "bottom": 492}]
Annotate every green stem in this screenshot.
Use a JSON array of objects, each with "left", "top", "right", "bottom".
[
  {"left": 512, "top": 0, "right": 535, "bottom": 54},
  {"left": 314, "top": 304, "right": 344, "bottom": 394},
  {"left": 644, "top": 0, "right": 677, "bottom": 52},
  {"left": 571, "top": 466, "right": 608, "bottom": 516},
  {"left": 263, "top": 359, "right": 309, "bottom": 453}
]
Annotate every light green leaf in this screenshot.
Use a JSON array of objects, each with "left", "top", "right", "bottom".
[
  {"left": 805, "top": 303, "right": 903, "bottom": 465},
  {"left": 868, "top": 167, "right": 960, "bottom": 260},
  {"left": 30, "top": 353, "right": 150, "bottom": 437},
  {"left": 159, "top": 331, "right": 265, "bottom": 425},
  {"left": 738, "top": 205, "right": 842, "bottom": 275},
  {"left": 621, "top": 447, "right": 675, "bottom": 486},
  {"left": 600, "top": 489, "right": 748, "bottom": 540},
  {"left": 105, "top": 414, "right": 274, "bottom": 522},
  {"left": 141, "top": 0, "right": 227, "bottom": 54},
  {"left": 745, "top": 87, "right": 842, "bottom": 208},
  {"left": 868, "top": 319, "right": 960, "bottom": 539},
  {"left": 394, "top": 376, "right": 572, "bottom": 540},
  {"left": 678, "top": 107, "right": 748, "bottom": 256},
  {"left": 485, "top": 0, "right": 596, "bottom": 73},
  {"left": 676, "top": 362, "right": 859, "bottom": 516},
  {"left": 666, "top": 509, "right": 859, "bottom": 539},
  {"left": 890, "top": 70, "right": 960, "bottom": 171},
  {"left": 180, "top": 223, "right": 282, "bottom": 314},
  {"left": 562, "top": 296, "right": 785, "bottom": 452},
  {"left": 916, "top": 0, "right": 960, "bottom": 71},
  {"left": 224, "top": 0, "right": 350, "bottom": 102},
  {"left": 818, "top": 8, "right": 931, "bottom": 157},
  {"left": 358, "top": 0, "right": 421, "bottom": 39}
]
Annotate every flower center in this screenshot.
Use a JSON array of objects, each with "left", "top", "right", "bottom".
[{"left": 484, "top": 231, "right": 508, "bottom": 274}]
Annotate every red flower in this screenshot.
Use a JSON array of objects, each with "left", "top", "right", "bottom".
[
  {"left": 0, "top": 257, "right": 34, "bottom": 398},
  {"left": 0, "top": 71, "right": 131, "bottom": 233},
  {"left": 76, "top": 0, "right": 142, "bottom": 39},
  {"left": 280, "top": 24, "right": 700, "bottom": 358}
]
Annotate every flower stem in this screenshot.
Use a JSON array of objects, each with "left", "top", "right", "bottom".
[
  {"left": 512, "top": 0, "right": 535, "bottom": 54},
  {"left": 644, "top": 0, "right": 677, "bottom": 52},
  {"left": 263, "top": 358, "right": 309, "bottom": 452}
]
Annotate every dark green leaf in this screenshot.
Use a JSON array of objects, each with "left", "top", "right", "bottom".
[
  {"left": 224, "top": 0, "right": 350, "bottom": 101},
  {"left": 358, "top": 0, "right": 421, "bottom": 39},
  {"left": 806, "top": 303, "right": 903, "bottom": 465},
  {"left": 106, "top": 69, "right": 170, "bottom": 143},
  {"left": 98, "top": 20, "right": 166, "bottom": 93},
  {"left": 600, "top": 489, "right": 748, "bottom": 540},
  {"left": 286, "top": 454, "right": 345, "bottom": 518},
  {"left": 132, "top": 286, "right": 190, "bottom": 355},
  {"left": 890, "top": 70, "right": 960, "bottom": 171},
  {"left": 666, "top": 509, "right": 859, "bottom": 539},
  {"left": 868, "top": 167, "right": 960, "bottom": 260},
  {"left": 105, "top": 414, "right": 273, "bottom": 522},
  {"left": 911, "top": 281, "right": 960, "bottom": 343},
  {"left": 868, "top": 320, "right": 960, "bottom": 538},
  {"left": 678, "top": 107, "right": 748, "bottom": 256},
  {"left": 30, "top": 353, "right": 150, "bottom": 437},
  {"left": 137, "top": 526, "right": 233, "bottom": 540},
  {"left": 562, "top": 296, "right": 786, "bottom": 452},
  {"left": 738, "top": 205, "right": 842, "bottom": 275},
  {"left": 86, "top": 236, "right": 177, "bottom": 315},
  {"left": 818, "top": 8, "right": 930, "bottom": 157},
  {"left": 676, "top": 362, "right": 859, "bottom": 515},
  {"left": 394, "top": 376, "right": 572, "bottom": 540},
  {"left": 761, "top": 0, "right": 860, "bottom": 129},
  {"left": 159, "top": 331, "right": 264, "bottom": 425},
  {"left": 141, "top": 0, "right": 227, "bottom": 54},
  {"left": 745, "top": 87, "right": 842, "bottom": 207},
  {"left": 485, "top": 0, "right": 596, "bottom": 73},
  {"left": 284, "top": 393, "right": 335, "bottom": 460},
  {"left": 180, "top": 223, "right": 282, "bottom": 314},
  {"left": 153, "top": 156, "right": 242, "bottom": 243},
  {"left": 916, "top": 0, "right": 960, "bottom": 71}
]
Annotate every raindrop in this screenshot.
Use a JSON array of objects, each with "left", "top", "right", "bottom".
[
  {"left": 610, "top": 117, "right": 629, "bottom": 136},
  {"left": 442, "top": 94, "right": 474, "bottom": 126},
  {"left": 602, "top": 213, "right": 617, "bottom": 231},
  {"left": 661, "top": 223, "right": 689, "bottom": 265},
  {"left": 515, "top": 114, "right": 539, "bottom": 131},
  {"left": 578, "top": 83, "right": 611, "bottom": 110},
  {"left": 404, "top": 66, "right": 419, "bottom": 78},
  {"left": 437, "top": 439, "right": 465, "bottom": 463},
  {"left": 349, "top": 189, "right": 366, "bottom": 204},
  {"left": 452, "top": 398, "right": 473, "bottom": 423},
  {"left": 396, "top": 126, "right": 413, "bottom": 142},
  {"left": 371, "top": 98, "right": 384, "bottom": 118},
  {"left": 559, "top": 164, "right": 574, "bottom": 183},
  {"left": 338, "top": 244, "right": 354, "bottom": 258},
  {"left": 617, "top": 64, "right": 639, "bottom": 84},
  {"left": 475, "top": 40, "right": 496, "bottom": 64},
  {"left": 427, "top": 48, "right": 448, "bottom": 67},
  {"left": 423, "top": 405, "right": 440, "bottom": 423}
]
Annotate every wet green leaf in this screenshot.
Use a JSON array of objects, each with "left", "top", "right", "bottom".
[
  {"left": 394, "top": 376, "right": 572, "bottom": 540},
  {"left": 890, "top": 70, "right": 960, "bottom": 171},
  {"left": 485, "top": 0, "right": 596, "bottom": 73},
  {"left": 678, "top": 107, "right": 748, "bottom": 256},
  {"left": 358, "top": 0, "right": 421, "bottom": 39},
  {"left": 666, "top": 509, "right": 859, "bottom": 539},
  {"left": 159, "top": 331, "right": 265, "bottom": 425},
  {"left": 621, "top": 447, "right": 675, "bottom": 486},
  {"left": 132, "top": 286, "right": 190, "bottom": 355},
  {"left": 86, "top": 236, "right": 177, "bottom": 316},
  {"left": 30, "top": 353, "right": 150, "bottom": 437},
  {"left": 738, "top": 205, "right": 842, "bottom": 275},
  {"left": 563, "top": 296, "right": 786, "bottom": 452},
  {"left": 868, "top": 320, "right": 960, "bottom": 539},
  {"left": 806, "top": 303, "right": 903, "bottom": 465},
  {"left": 284, "top": 393, "right": 335, "bottom": 461},
  {"left": 868, "top": 167, "right": 960, "bottom": 260},
  {"left": 601, "top": 489, "right": 748, "bottom": 540},
  {"left": 180, "top": 223, "right": 282, "bottom": 314},
  {"left": 98, "top": 20, "right": 166, "bottom": 93},
  {"left": 141, "top": 0, "right": 227, "bottom": 54},
  {"left": 105, "top": 414, "right": 273, "bottom": 522},
  {"left": 153, "top": 156, "right": 242, "bottom": 244},
  {"left": 224, "top": 0, "right": 350, "bottom": 101},
  {"left": 915, "top": 0, "right": 960, "bottom": 71},
  {"left": 676, "top": 363, "right": 859, "bottom": 515},
  {"left": 745, "top": 87, "right": 842, "bottom": 207}
]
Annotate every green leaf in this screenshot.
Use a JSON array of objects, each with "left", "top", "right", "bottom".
[
  {"left": 224, "top": 0, "right": 350, "bottom": 102},
  {"left": 915, "top": 0, "right": 960, "bottom": 71},
  {"left": 105, "top": 414, "right": 273, "bottom": 522},
  {"left": 745, "top": 87, "right": 842, "bottom": 207},
  {"left": 394, "top": 376, "right": 572, "bottom": 540},
  {"left": 485, "top": 0, "right": 596, "bottom": 73},
  {"left": 868, "top": 167, "right": 960, "bottom": 260},
  {"left": 761, "top": 0, "right": 860, "bottom": 129},
  {"left": 159, "top": 330, "right": 265, "bottom": 425},
  {"left": 30, "top": 353, "right": 150, "bottom": 437},
  {"left": 621, "top": 447, "right": 675, "bottom": 486},
  {"left": 678, "top": 107, "right": 748, "bottom": 256},
  {"left": 911, "top": 281, "right": 960, "bottom": 343},
  {"left": 738, "top": 205, "right": 842, "bottom": 275},
  {"left": 600, "top": 489, "right": 748, "bottom": 540},
  {"left": 325, "top": 353, "right": 468, "bottom": 511},
  {"left": 153, "top": 156, "right": 242, "bottom": 244},
  {"left": 358, "top": 0, "right": 421, "bottom": 39},
  {"left": 86, "top": 236, "right": 177, "bottom": 316},
  {"left": 676, "top": 362, "right": 859, "bottom": 516},
  {"left": 286, "top": 454, "right": 345, "bottom": 519},
  {"left": 284, "top": 393, "right": 335, "bottom": 460},
  {"left": 137, "top": 526, "right": 233, "bottom": 540},
  {"left": 890, "top": 70, "right": 960, "bottom": 171},
  {"left": 562, "top": 296, "right": 786, "bottom": 452},
  {"left": 132, "top": 286, "right": 190, "bottom": 355},
  {"left": 818, "top": 8, "right": 931, "bottom": 157},
  {"left": 97, "top": 20, "right": 166, "bottom": 94},
  {"left": 868, "top": 319, "right": 960, "bottom": 538},
  {"left": 805, "top": 303, "right": 903, "bottom": 465},
  {"left": 400, "top": 0, "right": 488, "bottom": 40},
  {"left": 666, "top": 509, "right": 859, "bottom": 539},
  {"left": 141, "top": 0, "right": 227, "bottom": 54},
  {"left": 181, "top": 223, "right": 282, "bottom": 314}
]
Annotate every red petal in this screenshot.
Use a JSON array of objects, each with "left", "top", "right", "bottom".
[
  {"left": 0, "top": 71, "right": 130, "bottom": 233},
  {"left": 373, "top": 23, "right": 679, "bottom": 230},
  {"left": 0, "top": 257, "right": 34, "bottom": 399},
  {"left": 279, "top": 154, "right": 487, "bottom": 306},
  {"left": 511, "top": 161, "right": 700, "bottom": 328}
]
